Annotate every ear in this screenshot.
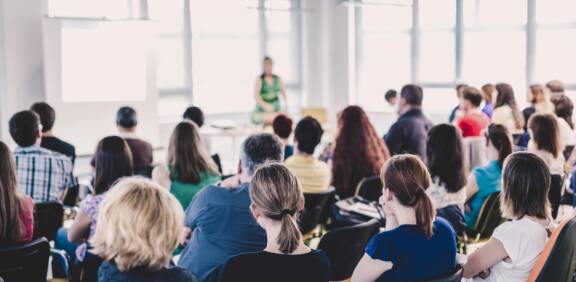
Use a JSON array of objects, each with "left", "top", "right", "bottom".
[{"left": 250, "top": 204, "right": 261, "bottom": 219}]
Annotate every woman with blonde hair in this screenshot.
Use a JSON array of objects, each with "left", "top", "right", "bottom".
[
  {"left": 217, "top": 163, "right": 330, "bottom": 282},
  {"left": 153, "top": 120, "right": 221, "bottom": 209},
  {"left": 92, "top": 177, "right": 196, "bottom": 282}
]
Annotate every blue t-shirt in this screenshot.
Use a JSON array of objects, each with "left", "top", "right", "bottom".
[
  {"left": 365, "top": 218, "right": 457, "bottom": 282},
  {"left": 464, "top": 160, "right": 502, "bottom": 228},
  {"left": 178, "top": 183, "right": 267, "bottom": 282}
]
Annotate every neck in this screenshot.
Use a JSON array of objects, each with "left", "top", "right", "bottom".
[
  {"left": 401, "top": 105, "right": 419, "bottom": 115},
  {"left": 394, "top": 205, "right": 418, "bottom": 226},
  {"left": 118, "top": 127, "right": 135, "bottom": 133},
  {"left": 261, "top": 218, "right": 307, "bottom": 255},
  {"left": 42, "top": 130, "right": 54, "bottom": 137},
  {"left": 296, "top": 151, "right": 313, "bottom": 158}
]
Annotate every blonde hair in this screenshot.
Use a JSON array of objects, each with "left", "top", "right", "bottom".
[
  {"left": 250, "top": 163, "right": 304, "bottom": 254},
  {"left": 91, "top": 177, "right": 184, "bottom": 272}
]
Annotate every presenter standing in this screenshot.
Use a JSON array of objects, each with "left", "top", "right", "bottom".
[{"left": 253, "top": 57, "right": 287, "bottom": 125}]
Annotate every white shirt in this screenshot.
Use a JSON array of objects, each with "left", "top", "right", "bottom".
[
  {"left": 557, "top": 118, "right": 576, "bottom": 146},
  {"left": 427, "top": 177, "right": 466, "bottom": 210},
  {"left": 474, "top": 218, "right": 548, "bottom": 282},
  {"left": 527, "top": 142, "right": 566, "bottom": 175}
]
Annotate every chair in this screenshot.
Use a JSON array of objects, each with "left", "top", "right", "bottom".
[
  {"left": 300, "top": 187, "right": 335, "bottom": 236},
  {"left": 71, "top": 251, "right": 103, "bottom": 282},
  {"left": 528, "top": 216, "right": 576, "bottom": 282},
  {"left": 563, "top": 145, "right": 574, "bottom": 161},
  {"left": 34, "top": 202, "right": 64, "bottom": 241},
  {"left": 422, "top": 264, "right": 464, "bottom": 282},
  {"left": 550, "top": 175, "right": 564, "bottom": 219},
  {"left": 462, "top": 137, "right": 487, "bottom": 173},
  {"left": 134, "top": 166, "right": 154, "bottom": 178},
  {"left": 354, "top": 176, "right": 383, "bottom": 202},
  {"left": 211, "top": 153, "right": 223, "bottom": 174},
  {"left": 460, "top": 192, "right": 504, "bottom": 253},
  {"left": 0, "top": 237, "right": 50, "bottom": 282},
  {"left": 317, "top": 219, "right": 380, "bottom": 281}
]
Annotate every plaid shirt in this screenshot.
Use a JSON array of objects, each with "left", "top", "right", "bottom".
[{"left": 13, "top": 146, "right": 77, "bottom": 203}]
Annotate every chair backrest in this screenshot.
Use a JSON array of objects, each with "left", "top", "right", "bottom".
[
  {"left": 34, "top": 202, "right": 64, "bottom": 241},
  {"left": 300, "top": 187, "right": 335, "bottom": 235},
  {"left": 0, "top": 237, "right": 50, "bottom": 282},
  {"left": 462, "top": 137, "right": 488, "bottom": 173},
  {"left": 474, "top": 192, "right": 504, "bottom": 238},
  {"left": 528, "top": 216, "right": 576, "bottom": 282},
  {"left": 301, "top": 107, "right": 328, "bottom": 125},
  {"left": 133, "top": 166, "right": 154, "bottom": 178},
  {"left": 549, "top": 174, "right": 564, "bottom": 220},
  {"left": 355, "top": 176, "right": 383, "bottom": 202},
  {"left": 317, "top": 219, "right": 380, "bottom": 281},
  {"left": 563, "top": 145, "right": 574, "bottom": 161},
  {"left": 71, "top": 251, "right": 103, "bottom": 282},
  {"left": 421, "top": 264, "right": 464, "bottom": 282}
]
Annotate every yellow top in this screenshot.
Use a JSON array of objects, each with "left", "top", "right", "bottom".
[{"left": 285, "top": 155, "right": 331, "bottom": 193}]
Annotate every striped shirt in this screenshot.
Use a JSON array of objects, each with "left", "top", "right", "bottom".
[{"left": 13, "top": 146, "right": 76, "bottom": 203}]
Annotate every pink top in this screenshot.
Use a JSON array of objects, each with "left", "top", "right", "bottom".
[{"left": 19, "top": 196, "right": 34, "bottom": 242}]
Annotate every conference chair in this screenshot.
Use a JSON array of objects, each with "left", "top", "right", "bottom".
[
  {"left": 0, "top": 237, "right": 50, "bottom": 282},
  {"left": 462, "top": 137, "right": 487, "bottom": 173},
  {"left": 460, "top": 192, "right": 504, "bottom": 254},
  {"left": 421, "top": 264, "right": 464, "bottom": 282},
  {"left": 317, "top": 219, "right": 379, "bottom": 282},
  {"left": 354, "top": 176, "right": 383, "bottom": 203},
  {"left": 71, "top": 251, "right": 103, "bottom": 282},
  {"left": 528, "top": 216, "right": 576, "bottom": 282},
  {"left": 300, "top": 187, "right": 336, "bottom": 237},
  {"left": 34, "top": 202, "right": 64, "bottom": 241},
  {"left": 549, "top": 174, "right": 564, "bottom": 219}
]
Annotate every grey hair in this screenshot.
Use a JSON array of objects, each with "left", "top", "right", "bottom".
[{"left": 241, "top": 133, "right": 284, "bottom": 176}]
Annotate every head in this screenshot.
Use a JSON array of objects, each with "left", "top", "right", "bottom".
[
  {"left": 249, "top": 163, "right": 304, "bottom": 254},
  {"left": 552, "top": 95, "right": 574, "bottom": 129},
  {"left": 168, "top": 121, "right": 219, "bottom": 184},
  {"left": 272, "top": 114, "right": 293, "bottom": 140},
  {"left": 380, "top": 155, "right": 435, "bottom": 237},
  {"left": 384, "top": 89, "right": 398, "bottom": 106},
  {"left": 528, "top": 114, "right": 562, "bottom": 158},
  {"left": 456, "top": 83, "right": 468, "bottom": 98},
  {"left": 294, "top": 116, "right": 323, "bottom": 155},
  {"left": 0, "top": 141, "right": 25, "bottom": 243},
  {"left": 460, "top": 87, "right": 483, "bottom": 112},
  {"left": 93, "top": 136, "right": 133, "bottom": 195},
  {"left": 240, "top": 133, "right": 284, "bottom": 177},
  {"left": 9, "top": 110, "right": 41, "bottom": 147},
  {"left": 30, "top": 102, "right": 55, "bottom": 133},
  {"left": 495, "top": 83, "right": 517, "bottom": 108},
  {"left": 398, "top": 84, "right": 423, "bottom": 114},
  {"left": 116, "top": 106, "right": 138, "bottom": 131},
  {"left": 546, "top": 80, "right": 566, "bottom": 95},
  {"left": 485, "top": 124, "right": 513, "bottom": 168},
  {"left": 91, "top": 178, "right": 184, "bottom": 272},
  {"left": 481, "top": 84, "right": 495, "bottom": 103},
  {"left": 262, "top": 56, "right": 273, "bottom": 76},
  {"left": 528, "top": 84, "right": 547, "bottom": 105},
  {"left": 182, "top": 106, "right": 205, "bottom": 128},
  {"left": 500, "top": 152, "right": 551, "bottom": 220},
  {"left": 426, "top": 124, "right": 466, "bottom": 193}
]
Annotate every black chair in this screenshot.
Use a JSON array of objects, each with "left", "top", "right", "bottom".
[
  {"left": 300, "top": 188, "right": 335, "bottom": 235},
  {"left": 422, "top": 264, "right": 464, "bottom": 282},
  {"left": 33, "top": 202, "right": 64, "bottom": 241},
  {"left": 317, "top": 219, "right": 380, "bottom": 281},
  {"left": 461, "top": 192, "right": 504, "bottom": 254},
  {"left": 71, "top": 251, "right": 103, "bottom": 282},
  {"left": 563, "top": 145, "right": 574, "bottom": 161},
  {"left": 355, "top": 176, "right": 383, "bottom": 202},
  {"left": 211, "top": 154, "right": 223, "bottom": 174},
  {"left": 0, "top": 237, "right": 50, "bottom": 282},
  {"left": 549, "top": 174, "right": 563, "bottom": 219},
  {"left": 134, "top": 166, "right": 154, "bottom": 178}
]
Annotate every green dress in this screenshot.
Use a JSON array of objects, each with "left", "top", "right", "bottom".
[
  {"left": 253, "top": 75, "right": 281, "bottom": 124},
  {"left": 169, "top": 166, "right": 221, "bottom": 210}
]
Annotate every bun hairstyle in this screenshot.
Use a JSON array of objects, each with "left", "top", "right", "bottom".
[
  {"left": 486, "top": 124, "right": 513, "bottom": 168},
  {"left": 381, "top": 154, "right": 435, "bottom": 237},
  {"left": 250, "top": 163, "right": 304, "bottom": 254}
]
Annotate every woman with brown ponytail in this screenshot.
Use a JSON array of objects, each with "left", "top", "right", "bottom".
[
  {"left": 352, "top": 155, "right": 457, "bottom": 282},
  {"left": 217, "top": 163, "right": 330, "bottom": 282}
]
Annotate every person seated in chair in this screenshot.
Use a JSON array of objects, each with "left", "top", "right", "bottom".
[
  {"left": 114, "top": 106, "right": 154, "bottom": 175},
  {"left": 455, "top": 87, "right": 490, "bottom": 138},
  {"left": 30, "top": 102, "right": 76, "bottom": 165}
]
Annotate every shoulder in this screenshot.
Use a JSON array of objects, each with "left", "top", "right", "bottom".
[
  {"left": 165, "top": 267, "right": 197, "bottom": 282},
  {"left": 221, "top": 252, "right": 262, "bottom": 276},
  {"left": 434, "top": 217, "right": 456, "bottom": 236}
]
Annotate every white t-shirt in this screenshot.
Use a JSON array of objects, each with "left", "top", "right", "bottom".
[
  {"left": 474, "top": 218, "right": 548, "bottom": 282},
  {"left": 557, "top": 118, "right": 576, "bottom": 146},
  {"left": 427, "top": 177, "right": 466, "bottom": 210}
]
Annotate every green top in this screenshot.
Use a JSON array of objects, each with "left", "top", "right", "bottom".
[
  {"left": 256, "top": 75, "right": 281, "bottom": 112},
  {"left": 169, "top": 166, "right": 221, "bottom": 210}
]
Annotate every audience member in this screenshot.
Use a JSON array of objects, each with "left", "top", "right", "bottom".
[
  {"left": 178, "top": 133, "right": 283, "bottom": 281},
  {"left": 464, "top": 152, "right": 553, "bottom": 281},
  {"left": 92, "top": 178, "right": 197, "bottom": 282},
  {"left": 546, "top": 80, "right": 566, "bottom": 100},
  {"left": 115, "top": 106, "right": 154, "bottom": 173},
  {"left": 352, "top": 155, "right": 457, "bottom": 282},
  {"left": 522, "top": 84, "right": 554, "bottom": 131},
  {"left": 481, "top": 84, "right": 495, "bottom": 118},
  {"left": 152, "top": 121, "right": 221, "bottom": 210},
  {"left": 385, "top": 84, "right": 433, "bottom": 160},
  {"left": 426, "top": 124, "right": 467, "bottom": 235},
  {"left": 66, "top": 136, "right": 133, "bottom": 263},
  {"left": 492, "top": 83, "right": 525, "bottom": 132},
  {"left": 217, "top": 163, "right": 330, "bottom": 282},
  {"left": 9, "top": 110, "right": 76, "bottom": 203},
  {"left": 0, "top": 141, "right": 34, "bottom": 244},
  {"left": 183, "top": 106, "right": 205, "bottom": 128},
  {"left": 527, "top": 114, "right": 565, "bottom": 175},
  {"left": 456, "top": 87, "right": 491, "bottom": 137},
  {"left": 464, "top": 124, "right": 512, "bottom": 227},
  {"left": 333, "top": 106, "right": 389, "bottom": 198},
  {"left": 552, "top": 95, "right": 576, "bottom": 146},
  {"left": 448, "top": 84, "right": 469, "bottom": 122},
  {"left": 272, "top": 114, "right": 294, "bottom": 160},
  {"left": 384, "top": 89, "right": 397, "bottom": 107},
  {"left": 285, "top": 117, "right": 331, "bottom": 193},
  {"left": 30, "top": 102, "right": 76, "bottom": 164}
]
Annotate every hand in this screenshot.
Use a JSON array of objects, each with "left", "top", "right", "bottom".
[
  {"left": 219, "top": 174, "right": 242, "bottom": 188},
  {"left": 263, "top": 103, "right": 275, "bottom": 112},
  {"left": 465, "top": 204, "right": 471, "bottom": 213},
  {"left": 179, "top": 227, "right": 191, "bottom": 246}
]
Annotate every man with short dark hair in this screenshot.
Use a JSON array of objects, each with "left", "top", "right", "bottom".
[
  {"left": 384, "top": 89, "right": 398, "bottom": 107},
  {"left": 178, "top": 133, "right": 283, "bottom": 281},
  {"left": 456, "top": 87, "right": 491, "bottom": 137},
  {"left": 9, "top": 110, "right": 76, "bottom": 203},
  {"left": 384, "top": 84, "right": 434, "bottom": 161},
  {"left": 285, "top": 116, "right": 330, "bottom": 193},
  {"left": 183, "top": 106, "right": 205, "bottom": 128},
  {"left": 115, "top": 106, "right": 153, "bottom": 174},
  {"left": 448, "top": 83, "right": 469, "bottom": 122},
  {"left": 30, "top": 102, "right": 76, "bottom": 164}
]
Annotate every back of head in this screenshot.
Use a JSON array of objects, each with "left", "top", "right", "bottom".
[
  {"left": 182, "top": 106, "right": 205, "bottom": 128},
  {"left": 482, "top": 84, "right": 495, "bottom": 102},
  {"left": 0, "top": 141, "right": 24, "bottom": 243},
  {"left": 241, "top": 133, "right": 284, "bottom": 176},
  {"left": 426, "top": 124, "right": 466, "bottom": 193},
  {"left": 91, "top": 177, "right": 184, "bottom": 272},
  {"left": 93, "top": 136, "right": 133, "bottom": 195},
  {"left": 546, "top": 80, "right": 566, "bottom": 94},
  {"left": 552, "top": 95, "right": 574, "bottom": 129},
  {"left": 385, "top": 89, "right": 397, "bottom": 101},
  {"left": 30, "top": 102, "right": 55, "bottom": 133},
  {"left": 9, "top": 110, "right": 40, "bottom": 147},
  {"left": 487, "top": 124, "right": 513, "bottom": 168},
  {"left": 381, "top": 154, "right": 435, "bottom": 237},
  {"left": 250, "top": 163, "right": 304, "bottom": 254},
  {"left": 294, "top": 116, "right": 324, "bottom": 155},
  {"left": 529, "top": 84, "right": 546, "bottom": 104},
  {"left": 456, "top": 83, "right": 469, "bottom": 97},
  {"left": 495, "top": 83, "right": 516, "bottom": 108},
  {"left": 462, "top": 87, "right": 483, "bottom": 108},
  {"left": 528, "top": 114, "right": 562, "bottom": 158},
  {"left": 116, "top": 106, "right": 138, "bottom": 129},
  {"left": 501, "top": 152, "right": 550, "bottom": 220},
  {"left": 400, "top": 84, "right": 423, "bottom": 106},
  {"left": 272, "top": 114, "right": 293, "bottom": 139}
]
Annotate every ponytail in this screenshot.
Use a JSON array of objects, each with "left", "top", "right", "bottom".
[
  {"left": 277, "top": 210, "right": 301, "bottom": 254},
  {"left": 488, "top": 124, "right": 513, "bottom": 168},
  {"left": 414, "top": 192, "right": 436, "bottom": 237}
]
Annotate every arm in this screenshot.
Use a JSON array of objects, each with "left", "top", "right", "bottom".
[
  {"left": 152, "top": 165, "right": 172, "bottom": 190},
  {"left": 279, "top": 78, "right": 288, "bottom": 112},
  {"left": 465, "top": 172, "right": 479, "bottom": 202},
  {"left": 384, "top": 123, "right": 402, "bottom": 156},
  {"left": 254, "top": 78, "right": 273, "bottom": 111},
  {"left": 463, "top": 238, "right": 509, "bottom": 278},
  {"left": 351, "top": 254, "right": 393, "bottom": 282},
  {"left": 67, "top": 210, "right": 92, "bottom": 244}
]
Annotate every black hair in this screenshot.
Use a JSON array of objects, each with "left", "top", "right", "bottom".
[
  {"left": 462, "top": 87, "right": 483, "bottom": 108},
  {"left": 30, "top": 102, "right": 55, "bottom": 132},
  {"left": 385, "top": 90, "right": 397, "bottom": 102},
  {"left": 93, "top": 136, "right": 133, "bottom": 195},
  {"left": 295, "top": 116, "right": 324, "bottom": 155},
  {"left": 116, "top": 106, "right": 138, "bottom": 129},
  {"left": 272, "top": 114, "right": 293, "bottom": 139},
  {"left": 486, "top": 124, "right": 513, "bottom": 168},
  {"left": 426, "top": 124, "right": 467, "bottom": 193},
  {"left": 9, "top": 111, "right": 40, "bottom": 147},
  {"left": 183, "top": 106, "right": 205, "bottom": 128},
  {"left": 400, "top": 84, "right": 423, "bottom": 106}
]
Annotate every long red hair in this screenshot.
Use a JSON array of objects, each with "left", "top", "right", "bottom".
[{"left": 332, "top": 106, "right": 390, "bottom": 198}]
